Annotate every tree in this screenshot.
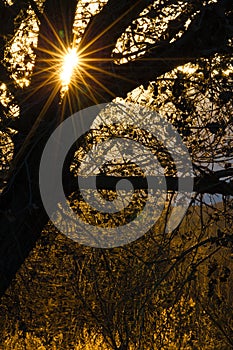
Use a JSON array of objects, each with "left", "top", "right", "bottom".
[{"left": 0, "top": 0, "right": 233, "bottom": 348}]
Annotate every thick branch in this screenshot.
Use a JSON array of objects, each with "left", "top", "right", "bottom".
[
  {"left": 80, "top": 0, "right": 154, "bottom": 58},
  {"left": 110, "top": 0, "right": 232, "bottom": 97},
  {"left": 64, "top": 172, "right": 233, "bottom": 196}
]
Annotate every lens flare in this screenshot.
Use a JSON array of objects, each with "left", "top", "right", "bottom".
[{"left": 60, "top": 48, "right": 79, "bottom": 87}]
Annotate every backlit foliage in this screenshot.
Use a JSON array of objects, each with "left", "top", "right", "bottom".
[{"left": 0, "top": 0, "right": 232, "bottom": 349}]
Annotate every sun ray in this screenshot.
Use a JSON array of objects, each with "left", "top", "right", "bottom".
[
  {"left": 68, "top": 70, "right": 100, "bottom": 109},
  {"left": 77, "top": 1, "right": 141, "bottom": 57},
  {"left": 12, "top": 83, "right": 61, "bottom": 170},
  {"left": 15, "top": 1, "right": 158, "bottom": 140},
  {"left": 80, "top": 60, "right": 136, "bottom": 84},
  {"left": 41, "top": 13, "right": 70, "bottom": 53},
  {"left": 81, "top": 68, "right": 116, "bottom": 99}
]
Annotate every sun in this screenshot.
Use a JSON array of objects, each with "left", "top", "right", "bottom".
[{"left": 60, "top": 48, "right": 79, "bottom": 88}]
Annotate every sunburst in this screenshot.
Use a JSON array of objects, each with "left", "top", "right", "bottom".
[
  {"left": 14, "top": 2, "right": 138, "bottom": 132},
  {"left": 60, "top": 48, "right": 80, "bottom": 89}
]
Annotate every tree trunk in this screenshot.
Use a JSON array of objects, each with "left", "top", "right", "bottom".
[{"left": 0, "top": 0, "right": 78, "bottom": 297}]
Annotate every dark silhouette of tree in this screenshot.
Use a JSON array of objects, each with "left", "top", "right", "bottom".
[{"left": 0, "top": 0, "right": 233, "bottom": 348}]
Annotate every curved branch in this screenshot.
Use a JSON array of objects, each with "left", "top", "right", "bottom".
[
  {"left": 110, "top": 0, "right": 233, "bottom": 97},
  {"left": 80, "top": 0, "right": 154, "bottom": 58}
]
